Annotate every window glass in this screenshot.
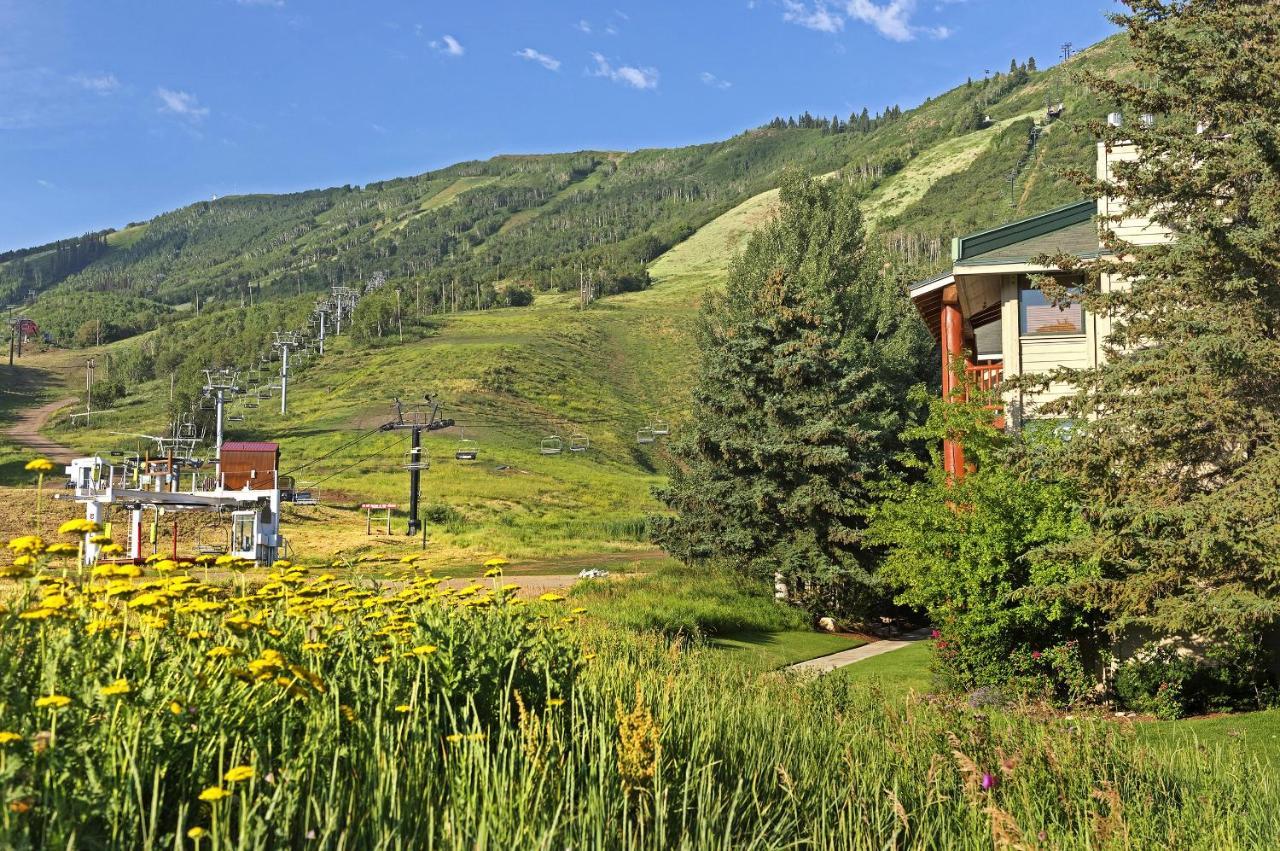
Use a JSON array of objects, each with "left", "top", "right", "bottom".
[{"left": 1020, "top": 279, "right": 1084, "bottom": 336}]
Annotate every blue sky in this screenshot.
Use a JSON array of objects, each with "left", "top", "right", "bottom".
[{"left": 0, "top": 0, "right": 1117, "bottom": 250}]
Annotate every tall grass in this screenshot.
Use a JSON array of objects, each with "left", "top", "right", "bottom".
[
  {"left": 2, "top": 540, "right": 1278, "bottom": 847},
  {"left": 571, "top": 563, "right": 811, "bottom": 637}
]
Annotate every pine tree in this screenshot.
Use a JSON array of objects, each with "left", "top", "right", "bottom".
[
  {"left": 1027, "top": 56, "right": 1037, "bottom": 72},
  {"left": 652, "top": 172, "right": 933, "bottom": 610},
  {"left": 1034, "top": 0, "right": 1280, "bottom": 640}
]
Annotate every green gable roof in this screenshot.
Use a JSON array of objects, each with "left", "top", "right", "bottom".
[{"left": 951, "top": 200, "right": 1100, "bottom": 267}]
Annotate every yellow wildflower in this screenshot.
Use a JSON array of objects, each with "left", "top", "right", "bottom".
[
  {"left": 25, "top": 458, "right": 54, "bottom": 472},
  {"left": 223, "top": 765, "right": 255, "bottom": 783},
  {"left": 373, "top": 654, "right": 392, "bottom": 664},
  {"left": 301, "top": 641, "right": 327, "bottom": 652},
  {"left": 538, "top": 593, "right": 566, "bottom": 603},
  {"left": 395, "top": 704, "right": 412, "bottom": 713},
  {"left": 410, "top": 644, "right": 438, "bottom": 657},
  {"left": 35, "top": 694, "right": 71, "bottom": 709},
  {"left": 187, "top": 827, "right": 208, "bottom": 839},
  {"left": 198, "top": 786, "right": 230, "bottom": 802},
  {"left": 0, "top": 732, "right": 22, "bottom": 745},
  {"left": 99, "top": 678, "right": 131, "bottom": 698},
  {"left": 18, "top": 609, "right": 55, "bottom": 621},
  {"left": 58, "top": 518, "right": 99, "bottom": 535}
]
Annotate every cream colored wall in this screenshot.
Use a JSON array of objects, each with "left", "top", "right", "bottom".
[{"left": 1097, "top": 142, "right": 1173, "bottom": 247}]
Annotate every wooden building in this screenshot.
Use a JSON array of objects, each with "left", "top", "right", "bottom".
[
  {"left": 220, "top": 441, "right": 280, "bottom": 490},
  {"left": 909, "top": 140, "right": 1172, "bottom": 477}
]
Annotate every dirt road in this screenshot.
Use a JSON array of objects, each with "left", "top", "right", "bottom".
[{"left": 5, "top": 396, "right": 77, "bottom": 464}]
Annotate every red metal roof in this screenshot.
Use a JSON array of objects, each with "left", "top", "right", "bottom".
[{"left": 220, "top": 441, "right": 279, "bottom": 452}]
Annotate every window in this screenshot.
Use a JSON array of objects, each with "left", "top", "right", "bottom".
[{"left": 1019, "top": 277, "right": 1084, "bottom": 336}]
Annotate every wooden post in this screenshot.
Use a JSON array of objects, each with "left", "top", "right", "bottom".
[{"left": 940, "top": 284, "right": 967, "bottom": 480}]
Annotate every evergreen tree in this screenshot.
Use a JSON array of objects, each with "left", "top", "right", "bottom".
[
  {"left": 1027, "top": 56, "right": 1037, "bottom": 72},
  {"left": 1033, "top": 0, "right": 1280, "bottom": 640},
  {"left": 653, "top": 172, "right": 933, "bottom": 611}
]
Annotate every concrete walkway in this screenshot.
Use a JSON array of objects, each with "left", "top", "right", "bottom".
[{"left": 789, "top": 628, "right": 933, "bottom": 674}]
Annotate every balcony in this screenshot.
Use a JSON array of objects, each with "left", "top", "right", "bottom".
[
  {"left": 964, "top": 362, "right": 1004, "bottom": 394},
  {"left": 963, "top": 362, "right": 1005, "bottom": 429}
]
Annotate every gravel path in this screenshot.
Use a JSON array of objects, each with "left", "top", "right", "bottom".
[{"left": 5, "top": 396, "right": 77, "bottom": 464}]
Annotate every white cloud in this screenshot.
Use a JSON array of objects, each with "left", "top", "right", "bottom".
[
  {"left": 156, "top": 88, "right": 209, "bottom": 121},
  {"left": 36, "top": 178, "right": 54, "bottom": 189},
  {"left": 780, "top": 0, "right": 952, "bottom": 42},
  {"left": 700, "top": 71, "right": 731, "bottom": 90},
  {"left": 70, "top": 73, "right": 119, "bottom": 94},
  {"left": 847, "top": 0, "right": 914, "bottom": 41},
  {"left": 590, "top": 52, "right": 658, "bottom": 90},
  {"left": 429, "top": 34, "right": 464, "bottom": 56},
  {"left": 516, "top": 48, "right": 561, "bottom": 72},
  {"left": 576, "top": 19, "right": 592, "bottom": 33},
  {"left": 782, "top": 0, "right": 843, "bottom": 33}
]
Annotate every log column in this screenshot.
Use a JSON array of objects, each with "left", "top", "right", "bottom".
[{"left": 940, "top": 284, "right": 966, "bottom": 480}]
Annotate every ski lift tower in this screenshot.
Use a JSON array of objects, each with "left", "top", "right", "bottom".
[
  {"left": 331, "top": 286, "right": 359, "bottom": 336},
  {"left": 201, "top": 367, "right": 240, "bottom": 478},
  {"left": 272, "top": 331, "right": 301, "bottom": 416},
  {"left": 381, "top": 395, "right": 454, "bottom": 537}
]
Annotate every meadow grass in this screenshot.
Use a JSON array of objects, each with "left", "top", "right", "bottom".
[
  {"left": 3, "top": 540, "right": 1279, "bottom": 848},
  {"left": 570, "top": 562, "right": 811, "bottom": 638}
]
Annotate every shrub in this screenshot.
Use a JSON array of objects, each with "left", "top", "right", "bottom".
[
  {"left": 1112, "top": 636, "right": 1280, "bottom": 719},
  {"left": 870, "top": 394, "right": 1095, "bottom": 698}
]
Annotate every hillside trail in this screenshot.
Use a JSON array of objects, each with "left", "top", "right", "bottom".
[{"left": 5, "top": 396, "right": 77, "bottom": 464}]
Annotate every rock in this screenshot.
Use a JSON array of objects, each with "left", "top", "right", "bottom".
[{"left": 817, "top": 617, "right": 837, "bottom": 633}]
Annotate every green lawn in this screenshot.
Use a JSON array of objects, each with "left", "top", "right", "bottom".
[
  {"left": 1139, "top": 708, "right": 1280, "bottom": 765},
  {"left": 711, "top": 630, "right": 865, "bottom": 671},
  {"left": 831, "top": 639, "right": 1280, "bottom": 766},
  {"left": 828, "top": 640, "right": 938, "bottom": 699}
]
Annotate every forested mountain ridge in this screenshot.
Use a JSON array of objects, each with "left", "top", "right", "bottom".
[{"left": 2, "top": 34, "right": 1128, "bottom": 349}]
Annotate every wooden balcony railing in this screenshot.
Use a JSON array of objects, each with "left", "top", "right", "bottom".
[
  {"left": 963, "top": 362, "right": 1004, "bottom": 394},
  {"left": 962, "top": 362, "right": 1005, "bottom": 429}
]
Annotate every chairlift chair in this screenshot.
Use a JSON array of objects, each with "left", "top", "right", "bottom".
[
  {"left": 636, "top": 428, "right": 656, "bottom": 445},
  {"left": 569, "top": 434, "right": 590, "bottom": 453},
  {"left": 540, "top": 436, "right": 563, "bottom": 456},
  {"left": 227, "top": 414, "right": 245, "bottom": 423},
  {"left": 454, "top": 439, "right": 479, "bottom": 462},
  {"left": 652, "top": 420, "right": 670, "bottom": 436}
]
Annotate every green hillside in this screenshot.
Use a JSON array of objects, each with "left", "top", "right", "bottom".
[{"left": 0, "top": 35, "right": 1130, "bottom": 563}]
